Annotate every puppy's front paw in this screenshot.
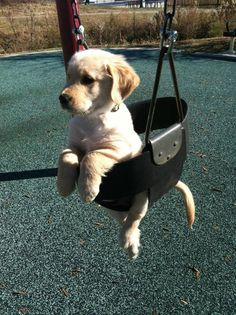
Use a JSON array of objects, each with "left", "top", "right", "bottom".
[
  {"left": 78, "top": 183, "right": 100, "bottom": 203},
  {"left": 120, "top": 227, "right": 141, "bottom": 259}
]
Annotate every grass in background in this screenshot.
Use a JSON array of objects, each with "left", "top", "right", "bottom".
[
  {"left": 0, "top": 0, "right": 235, "bottom": 54},
  {"left": 0, "top": 2, "right": 60, "bottom": 53}
]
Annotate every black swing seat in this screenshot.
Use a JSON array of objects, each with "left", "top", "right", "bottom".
[{"left": 95, "top": 97, "right": 188, "bottom": 212}]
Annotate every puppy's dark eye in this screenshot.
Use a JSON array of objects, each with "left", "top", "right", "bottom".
[{"left": 81, "top": 75, "right": 95, "bottom": 85}]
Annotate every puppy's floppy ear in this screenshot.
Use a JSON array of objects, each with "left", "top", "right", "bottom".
[{"left": 106, "top": 57, "right": 140, "bottom": 105}]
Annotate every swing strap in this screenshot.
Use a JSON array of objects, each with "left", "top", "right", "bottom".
[
  {"left": 145, "top": 0, "right": 184, "bottom": 146},
  {"left": 0, "top": 168, "right": 57, "bottom": 182}
]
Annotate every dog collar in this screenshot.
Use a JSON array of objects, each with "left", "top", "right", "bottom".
[{"left": 111, "top": 104, "right": 120, "bottom": 112}]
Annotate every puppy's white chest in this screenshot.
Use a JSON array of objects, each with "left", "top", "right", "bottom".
[
  {"left": 68, "top": 107, "right": 142, "bottom": 157},
  {"left": 68, "top": 117, "right": 103, "bottom": 151}
]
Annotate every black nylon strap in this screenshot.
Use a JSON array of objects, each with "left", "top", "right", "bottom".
[{"left": 0, "top": 168, "right": 57, "bottom": 182}]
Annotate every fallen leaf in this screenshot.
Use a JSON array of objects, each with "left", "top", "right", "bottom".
[
  {"left": 13, "top": 290, "right": 27, "bottom": 297},
  {"left": 48, "top": 215, "right": 53, "bottom": 224},
  {"left": 190, "top": 151, "right": 206, "bottom": 158},
  {"left": 95, "top": 221, "right": 104, "bottom": 227},
  {"left": 225, "top": 255, "right": 232, "bottom": 263},
  {"left": 163, "top": 227, "right": 170, "bottom": 232},
  {"left": 211, "top": 187, "right": 223, "bottom": 193},
  {"left": 60, "top": 287, "right": 69, "bottom": 297},
  {"left": 19, "top": 307, "right": 29, "bottom": 315},
  {"left": 213, "top": 224, "right": 220, "bottom": 230},
  {"left": 71, "top": 268, "right": 81, "bottom": 277},
  {"left": 190, "top": 266, "right": 201, "bottom": 280}
]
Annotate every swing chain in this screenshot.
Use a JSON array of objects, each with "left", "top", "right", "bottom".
[
  {"left": 145, "top": 0, "right": 184, "bottom": 145},
  {"left": 160, "top": 0, "right": 178, "bottom": 53},
  {"left": 163, "top": 0, "right": 176, "bottom": 23},
  {"left": 71, "top": 0, "right": 88, "bottom": 51}
]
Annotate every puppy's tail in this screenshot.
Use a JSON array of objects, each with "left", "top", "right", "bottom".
[{"left": 175, "top": 180, "right": 195, "bottom": 229}]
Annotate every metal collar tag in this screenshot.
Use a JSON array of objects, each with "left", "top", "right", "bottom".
[{"left": 111, "top": 104, "right": 120, "bottom": 112}]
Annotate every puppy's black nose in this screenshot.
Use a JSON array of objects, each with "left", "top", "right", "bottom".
[{"left": 59, "top": 93, "right": 72, "bottom": 109}]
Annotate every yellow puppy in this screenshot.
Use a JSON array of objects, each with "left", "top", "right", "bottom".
[{"left": 57, "top": 49, "right": 195, "bottom": 259}]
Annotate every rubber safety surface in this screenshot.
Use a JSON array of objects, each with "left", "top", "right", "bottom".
[{"left": 0, "top": 49, "right": 235, "bottom": 315}]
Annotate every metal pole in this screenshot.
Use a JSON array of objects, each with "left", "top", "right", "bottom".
[{"left": 55, "top": 0, "right": 78, "bottom": 68}]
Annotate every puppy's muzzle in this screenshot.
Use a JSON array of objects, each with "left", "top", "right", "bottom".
[{"left": 59, "top": 93, "right": 72, "bottom": 110}]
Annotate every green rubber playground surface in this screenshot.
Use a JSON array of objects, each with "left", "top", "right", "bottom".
[{"left": 0, "top": 49, "right": 235, "bottom": 315}]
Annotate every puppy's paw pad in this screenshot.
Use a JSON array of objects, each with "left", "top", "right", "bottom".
[
  {"left": 120, "top": 227, "right": 141, "bottom": 259},
  {"left": 128, "top": 248, "right": 139, "bottom": 260},
  {"left": 120, "top": 227, "right": 141, "bottom": 248}
]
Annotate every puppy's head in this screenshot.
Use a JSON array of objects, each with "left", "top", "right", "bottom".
[{"left": 59, "top": 49, "right": 140, "bottom": 116}]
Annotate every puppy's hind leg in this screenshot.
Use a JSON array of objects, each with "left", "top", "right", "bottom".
[
  {"left": 57, "top": 148, "right": 79, "bottom": 197},
  {"left": 105, "top": 209, "right": 128, "bottom": 225},
  {"left": 120, "top": 192, "right": 149, "bottom": 259},
  {"left": 175, "top": 180, "right": 195, "bottom": 228}
]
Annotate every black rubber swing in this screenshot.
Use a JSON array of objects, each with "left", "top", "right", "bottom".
[
  {"left": 0, "top": 0, "right": 189, "bottom": 214},
  {"left": 93, "top": 1, "right": 189, "bottom": 211},
  {"left": 95, "top": 96, "right": 188, "bottom": 212}
]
